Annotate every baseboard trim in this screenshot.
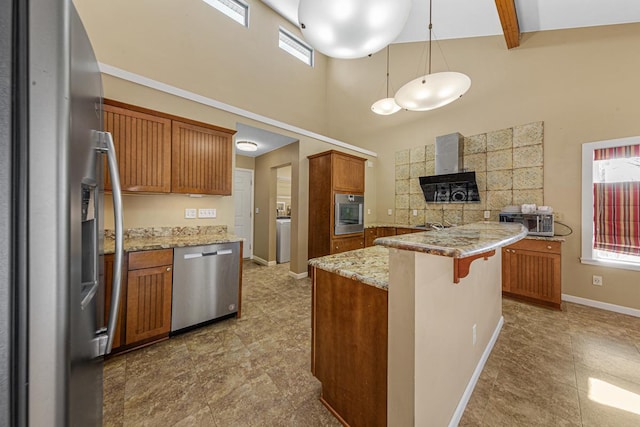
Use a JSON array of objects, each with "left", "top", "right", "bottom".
[
  {"left": 562, "top": 294, "right": 640, "bottom": 318},
  {"left": 448, "top": 316, "right": 504, "bottom": 427},
  {"left": 252, "top": 256, "right": 276, "bottom": 267},
  {"left": 288, "top": 271, "right": 308, "bottom": 280}
]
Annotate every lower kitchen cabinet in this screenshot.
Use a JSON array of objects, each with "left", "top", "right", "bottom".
[
  {"left": 125, "top": 249, "right": 174, "bottom": 345},
  {"left": 502, "top": 239, "right": 562, "bottom": 310},
  {"left": 365, "top": 227, "right": 421, "bottom": 247},
  {"left": 331, "top": 235, "right": 364, "bottom": 254}
]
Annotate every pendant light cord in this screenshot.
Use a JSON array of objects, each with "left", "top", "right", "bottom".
[
  {"left": 386, "top": 46, "right": 391, "bottom": 97},
  {"left": 428, "top": 0, "right": 432, "bottom": 75}
]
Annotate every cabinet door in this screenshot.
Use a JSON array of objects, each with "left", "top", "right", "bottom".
[
  {"left": 125, "top": 265, "right": 173, "bottom": 345},
  {"left": 395, "top": 227, "right": 419, "bottom": 235},
  {"left": 103, "top": 104, "right": 172, "bottom": 193},
  {"left": 171, "top": 121, "right": 233, "bottom": 195},
  {"left": 503, "top": 247, "right": 561, "bottom": 306},
  {"left": 331, "top": 235, "right": 364, "bottom": 254},
  {"left": 378, "top": 227, "right": 397, "bottom": 237},
  {"left": 364, "top": 228, "right": 378, "bottom": 247},
  {"left": 104, "top": 254, "right": 126, "bottom": 350},
  {"left": 332, "top": 154, "right": 365, "bottom": 193}
]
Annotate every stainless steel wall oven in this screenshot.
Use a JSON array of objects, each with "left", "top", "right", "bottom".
[{"left": 334, "top": 194, "right": 364, "bottom": 235}]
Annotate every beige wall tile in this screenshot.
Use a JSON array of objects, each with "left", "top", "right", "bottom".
[
  {"left": 486, "top": 190, "right": 513, "bottom": 210},
  {"left": 463, "top": 209, "right": 484, "bottom": 224},
  {"left": 425, "top": 160, "right": 435, "bottom": 175},
  {"left": 410, "top": 178, "right": 422, "bottom": 194},
  {"left": 395, "top": 194, "right": 409, "bottom": 209},
  {"left": 395, "top": 209, "right": 409, "bottom": 225},
  {"left": 396, "top": 179, "right": 409, "bottom": 195},
  {"left": 513, "top": 167, "right": 543, "bottom": 190},
  {"left": 464, "top": 153, "right": 487, "bottom": 172},
  {"left": 487, "top": 128, "right": 513, "bottom": 151},
  {"left": 487, "top": 170, "right": 513, "bottom": 191},
  {"left": 487, "top": 149, "right": 513, "bottom": 171},
  {"left": 409, "top": 210, "right": 426, "bottom": 226},
  {"left": 425, "top": 208, "right": 444, "bottom": 224},
  {"left": 513, "top": 121, "right": 543, "bottom": 147},
  {"left": 513, "top": 145, "right": 543, "bottom": 168},
  {"left": 410, "top": 162, "right": 426, "bottom": 178},
  {"left": 444, "top": 209, "right": 463, "bottom": 226},
  {"left": 475, "top": 172, "right": 487, "bottom": 191},
  {"left": 464, "top": 193, "right": 486, "bottom": 210},
  {"left": 489, "top": 210, "right": 502, "bottom": 221},
  {"left": 464, "top": 134, "right": 487, "bottom": 154},
  {"left": 395, "top": 164, "right": 410, "bottom": 180},
  {"left": 425, "top": 144, "right": 435, "bottom": 161},
  {"left": 410, "top": 194, "right": 426, "bottom": 210},
  {"left": 396, "top": 149, "right": 410, "bottom": 165},
  {"left": 410, "top": 146, "right": 426, "bottom": 163},
  {"left": 512, "top": 189, "right": 544, "bottom": 206}
]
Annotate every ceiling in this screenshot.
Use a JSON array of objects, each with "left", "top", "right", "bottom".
[
  {"left": 261, "top": 0, "right": 640, "bottom": 44},
  {"left": 235, "top": 123, "right": 298, "bottom": 157}
]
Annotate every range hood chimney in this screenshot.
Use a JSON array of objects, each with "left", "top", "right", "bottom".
[{"left": 419, "top": 132, "right": 481, "bottom": 203}]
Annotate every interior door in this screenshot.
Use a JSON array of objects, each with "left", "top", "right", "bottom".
[{"left": 234, "top": 168, "right": 253, "bottom": 259}]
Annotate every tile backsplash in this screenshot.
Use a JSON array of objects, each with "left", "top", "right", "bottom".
[{"left": 394, "top": 121, "right": 544, "bottom": 226}]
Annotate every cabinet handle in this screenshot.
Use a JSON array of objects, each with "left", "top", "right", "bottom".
[
  {"left": 512, "top": 250, "right": 516, "bottom": 253},
  {"left": 547, "top": 245, "right": 552, "bottom": 250},
  {"left": 166, "top": 267, "right": 172, "bottom": 272}
]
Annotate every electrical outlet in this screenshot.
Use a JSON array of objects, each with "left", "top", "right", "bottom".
[
  {"left": 198, "top": 208, "right": 217, "bottom": 218},
  {"left": 184, "top": 208, "right": 197, "bottom": 219},
  {"left": 387, "top": 209, "right": 393, "bottom": 216},
  {"left": 413, "top": 209, "right": 418, "bottom": 216},
  {"left": 592, "top": 275, "right": 603, "bottom": 286},
  {"left": 472, "top": 324, "right": 477, "bottom": 345},
  {"left": 255, "top": 208, "right": 259, "bottom": 214},
  {"left": 367, "top": 160, "right": 373, "bottom": 168},
  {"left": 483, "top": 210, "right": 491, "bottom": 219},
  {"left": 367, "top": 209, "right": 371, "bottom": 215}
]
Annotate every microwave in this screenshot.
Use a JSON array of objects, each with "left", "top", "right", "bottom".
[
  {"left": 335, "top": 194, "right": 364, "bottom": 235},
  {"left": 499, "top": 213, "right": 554, "bottom": 237}
]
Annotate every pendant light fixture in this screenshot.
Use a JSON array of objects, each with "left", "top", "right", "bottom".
[
  {"left": 298, "top": 0, "right": 412, "bottom": 59},
  {"left": 394, "top": 0, "right": 471, "bottom": 111},
  {"left": 371, "top": 47, "right": 401, "bottom": 115}
]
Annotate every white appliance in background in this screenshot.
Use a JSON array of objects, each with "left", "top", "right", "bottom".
[
  {"left": 0, "top": 2, "right": 124, "bottom": 425},
  {"left": 277, "top": 218, "right": 291, "bottom": 263}
]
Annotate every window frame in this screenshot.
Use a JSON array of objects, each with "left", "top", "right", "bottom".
[
  {"left": 278, "top": 27, "right": 314, "bottom": 67},
  {"left": 202, "top": 0, "right": 250, "bottom": 27},
  {"left": 581, "top": 135, "right": 640, "bottom": 271}
]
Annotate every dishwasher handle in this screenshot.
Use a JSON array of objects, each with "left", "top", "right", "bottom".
[{"left": 183, "top": 248, "right": 233, "bottom": 260}]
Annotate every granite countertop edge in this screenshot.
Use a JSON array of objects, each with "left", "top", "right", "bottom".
[
  {"left": 374, "top": 222, "right": 528, "bottom": 258},
  {"left": 308, "top": 246, "right": 390, "bottom": 291},
  {"left": 104, "top": 233, "right": 244, "bottom": 255}
]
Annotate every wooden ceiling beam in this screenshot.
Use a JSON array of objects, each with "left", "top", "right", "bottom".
[{"left": 495, "top": 0, "right": 520, "bottom": 49}]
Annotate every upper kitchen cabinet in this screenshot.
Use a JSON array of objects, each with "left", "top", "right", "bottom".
[
  {"left": 103, "top": 101, "right": 172, "bottom": 193},
  {"left": 171, "top": 121, "right": 234, "bottom": 195},
  {"left": 103, "top": 100, "right": 235, "bottom": 195},
  {"left": 332, "top": 152, "right": 365, "bottom": 193}
]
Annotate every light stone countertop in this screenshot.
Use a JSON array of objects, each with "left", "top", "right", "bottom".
[
  {"left": 104, "top": 225, "right": 243, "bottom": 255},
  {"left": 374, "top": 222, "right": 527, "bottom": 258},
  {"left": 308, "top": 246, "right": 390, "bottom": 290}
]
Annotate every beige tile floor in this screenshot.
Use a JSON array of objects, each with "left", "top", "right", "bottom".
[{"left": 104, "top": 260, "right": 640, "bottom": 426}]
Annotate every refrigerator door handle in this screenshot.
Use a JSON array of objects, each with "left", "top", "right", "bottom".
[{"left": 97, "top": 131, "right": 124, "bottom": 355}]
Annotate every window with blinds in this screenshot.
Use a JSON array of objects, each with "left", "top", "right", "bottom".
[
  {"left": 278, "top": 27, "right": 314, "bottom": 67},
  {"left": 202, "top": 0, "right": 249, "bottom": 27},
  {"left": 582, "top": 137, "right": 640, "bottom": 269}
]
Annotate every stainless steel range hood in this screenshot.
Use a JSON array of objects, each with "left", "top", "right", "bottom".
[{"left": 419, "top": 133, "right": 481, "bottom": 203}]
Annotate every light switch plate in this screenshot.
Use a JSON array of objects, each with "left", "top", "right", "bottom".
[
  {"left": 483, "top": 210, "right": 491, "bottom": 219},
  {"left": 413, "top": 209, "right": 418, "bottom": 216},
  {"left": 185, "top": 208, "right": 197, "bottom": 219},
  {"left": 198, "top": 208, "right": 217, "bottom": 218},
  {"left": 387, "top": 209, "right": 393, "bottom": 216}
]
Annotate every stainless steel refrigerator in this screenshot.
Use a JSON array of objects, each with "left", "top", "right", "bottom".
[{"left": 0, "top": 0, "right": 124, "bottom": 425}]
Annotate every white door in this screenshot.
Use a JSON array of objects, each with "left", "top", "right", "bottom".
[{"left": 234, "top": 168, "right": 253, "bottom": 259}]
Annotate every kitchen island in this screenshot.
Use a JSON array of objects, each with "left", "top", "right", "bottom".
[{"left": 308, "top": 222, "right": 527, "bottom": 427}]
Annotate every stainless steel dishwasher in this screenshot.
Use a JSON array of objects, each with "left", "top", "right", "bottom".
[{"left": 171, "top": 241, "right": 240, "bottom": 333}]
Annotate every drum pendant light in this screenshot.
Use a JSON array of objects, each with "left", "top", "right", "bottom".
[
  {"left": 371, "top": 46, "right": 401, "bottom": 115},
  {"left": 395, "top": 0, "right": 471, "bottom": 111},
  {"left": 298, "top": 0, "right": 412, "bottom": 59}
]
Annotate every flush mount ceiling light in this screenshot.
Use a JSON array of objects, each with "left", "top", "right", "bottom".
[
  {"left": 394, "top": 0, "right": 471, "bottom": 111},
  {"left": 297, "top": 0, "right": 412, "bottom": 59},
  {"left": 236, "top": 140, "right": 258, "bottom": 152},
  {"left": 371, "top": 46, "right": 401, "bottom": 115}
]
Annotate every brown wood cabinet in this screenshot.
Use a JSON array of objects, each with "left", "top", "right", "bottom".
[
  {"left": 103, "top": 103, "right": 172, "bottom": 193},
  {"left": 103, "top": 100, "right": 234, "bottom": 195},
  {"left": 331, "top": 235, "right": 364, "bottom": 254},
  {"left": 104, "top": 254, "right": 126, "bottom": 351},
  {"left": 364, "top": 226, "right": 421, "bottom": 247},
  {"left": 125, "top": 249, "right": 173, "bottom": 345},
  {"left": 171, "top": 121, "right": 233, "bottom": 195},
  {"left": 312, "top": 268, "right": 387, "bottom": 427},
  {"left": 308, "top": 150, "right": 366, "bottom": 260},
  {"left": 502, "top": 239, "right": 562, "bottom": 310}
]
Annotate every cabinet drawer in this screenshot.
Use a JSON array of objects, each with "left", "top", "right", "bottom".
[
  {"left": 331, "top": 236, "right": 364, "bottom": 254},
  {"left": 395, "top": 227, "right": 419, "bottom": 235},
  {"left": 128, "top": 249, "right": 173, "bottom": 270},
  {"left": 506, "top": 239, "right": 561, "bottom": 254}
]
